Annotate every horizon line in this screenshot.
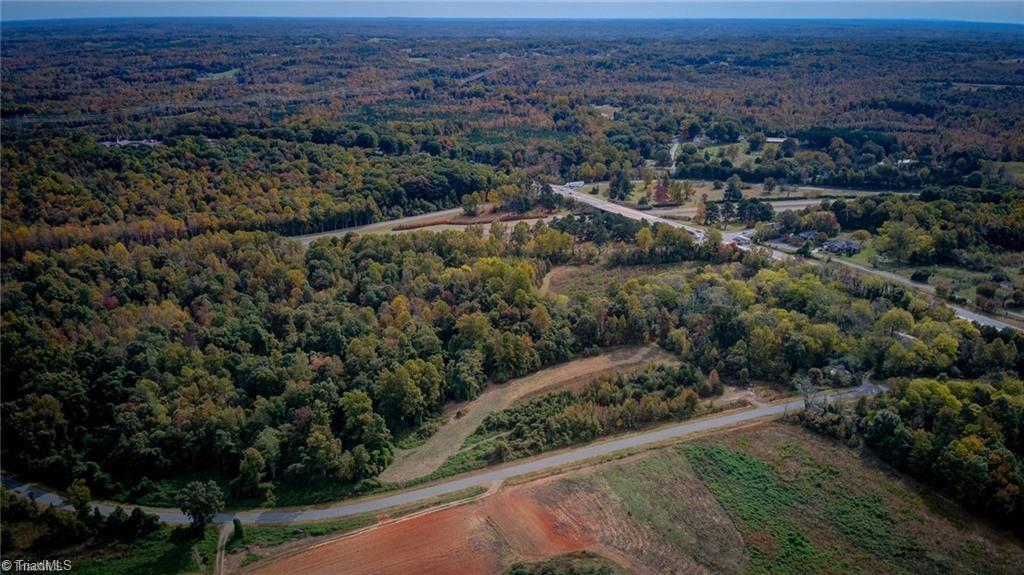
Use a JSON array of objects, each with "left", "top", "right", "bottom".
[
  {"left": 3, "top": 2, "right": 1023, "bottom": 26},
  {"left": 5, "top": 15, "right": 1024, "bottom": 27}
]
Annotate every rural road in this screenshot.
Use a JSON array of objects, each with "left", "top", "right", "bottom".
[
  {"left": 822, "top": 256, "right": 1023, "bottom": 330},
  {"left": 554, "top": 185, "right": 708, "bottom": 241},
  {"left": 555, "top": 185, "right": 1021, "bottom": 332},
  {"left": 0, "top": 383, "right": 880, "bottom": 526},
  {"left": 648, "top": 198, "right": 842, "bottom": 219}
]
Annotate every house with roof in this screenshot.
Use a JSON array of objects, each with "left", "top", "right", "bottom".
[{"left": 823, "top": 238, "right": 861, "bottom": 255}]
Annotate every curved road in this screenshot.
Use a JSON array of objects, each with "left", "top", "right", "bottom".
[
  {"left": 1, "top": 383, "right": 879, "bottom": 525},
  {"left": 554, "top": 185, "right": 1020, "bottom": 332},
  {"left": 825, "top": 256, "right": 1019, "bottom": 331}
]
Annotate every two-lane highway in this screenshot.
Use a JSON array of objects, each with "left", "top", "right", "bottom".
[
  {"left": 554, "top": 185, "right": 707, "bottom": 242},
  {"left": 0, "top": 383, "right": 880, "bottom": 525}
]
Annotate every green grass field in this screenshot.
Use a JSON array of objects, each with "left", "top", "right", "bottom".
[
  {"left": 597, "top": 423, "right": 1024, "bottom": 575},
  {"left": 702, "top": 142, "right": 778, "bottom": 168},
  {"left": 197, "top": 68, "right": 239, "bottom": 81},
  {"left": 73, "top": 526, "right": 218, "bottom": 575}
]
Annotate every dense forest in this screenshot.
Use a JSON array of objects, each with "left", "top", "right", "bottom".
[
  {"left": 4, "top": 21, "right": 1024, "bottom": 254},
  {"left": 2, "top": 20, "right": 1023, "bottom": 543},
  {"left": 4, "top": 218, "right": 1022, "bottom": 507}
]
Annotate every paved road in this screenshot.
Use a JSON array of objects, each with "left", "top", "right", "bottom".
[
  {"left": 823, "top": 255, "right": 1021, "bottom": 329},
  {"left": 554, "top": 185, "right": 707, "bottom": 242},
  {"left": 557, "top": 186, "right": 1020, "bottom": 332},
  {"left": 648, "top": 199, "right": 836, "bottom": 220},
  {"left": 0, "top": 384, "right": 879, "bottom": 525}
]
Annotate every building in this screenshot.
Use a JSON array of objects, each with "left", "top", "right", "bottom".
[{"left": 823, "top": 239, "right": 861, "bottom": 255}]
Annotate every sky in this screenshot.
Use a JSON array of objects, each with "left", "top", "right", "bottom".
[{"left": 2, "top": 1, "right": 1022, "bottom": 24}]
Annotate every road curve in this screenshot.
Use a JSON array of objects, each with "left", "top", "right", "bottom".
[
  {"left": 553, "top": 185, "right": 707, "bottom": 241},
  {"left": 555, "top": 186, "right": 1020, "bottom": 332},
  {"left": 824, "top": 256, "right": 1019, "bottom": 331},
  {"left": 0, "top": 384, "right": 879, "bottom": 525}
]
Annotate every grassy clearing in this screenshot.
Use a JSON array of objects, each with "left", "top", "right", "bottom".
[
  {"left": 226, "top": 514, "right": 377, "bottom": 554},
  {"left": 197, "top": 68, "right": 239, "bottom": 81},
  {"left": 675, "top": 426, "right": 1024, "bottom": 575},
  {"left": 590, "top": 104, "right": 622, "bottom": 119},
  {"left": 702, "top": 142, "right": 778, "bottom": 168},
  {"left": 73, "top": 526, "right": 217, "bottom": 575},
  {"left": 683, "top": 445, "right": 826, "bottom": 575},
  {"left": 601, "top": 449, "right": 748, "bottom": 574},
  {"left": 466, "top": 127, "right": 564, "bottom": 145},
  {"left": 393, "top": 412, "right": 448, "bottom": 450},
  {"left": 985, "top": 160, "right": 1024, "bottom": 184},
  {"left": 571, "top": 423, "right": 1024, "bottom": 575},
  {"left": 225, "top": 486, "right": 485, "bottom": 557}
]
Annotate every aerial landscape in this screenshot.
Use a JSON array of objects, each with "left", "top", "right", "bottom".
[{"left": 1, "top": 2, "right": 1023, "bottom": 574}]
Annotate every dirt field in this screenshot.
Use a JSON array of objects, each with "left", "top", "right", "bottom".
[
  {"left": 246, "top": 423, "right": 1024, "bottom": 575},
  {"left": 379, "top": 345, "right": 676, "bottom": 484},
  {"left": 245, "top": 469, "right": 684, "bottom": 575}
]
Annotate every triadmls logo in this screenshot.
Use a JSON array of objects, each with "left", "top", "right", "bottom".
[{"left": 0, "top": 559, "right": 73, "bottom": 572}]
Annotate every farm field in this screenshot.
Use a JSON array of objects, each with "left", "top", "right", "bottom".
[{"left": 247, "top": 422, "right": 1024, "bottom": 575}]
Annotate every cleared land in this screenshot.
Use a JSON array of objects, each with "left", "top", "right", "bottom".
[
  {"left": 379, "top": 345, "right": 677, "bottom": 484},
  {"left": 250, "top": 423, "right": 1024, "bottom": 575},
  {"left": 293, "top": 206, "right": 558, "bottom": 245},
  {"left": 225, "top": 487, "right": 487, "bottom": 574}
]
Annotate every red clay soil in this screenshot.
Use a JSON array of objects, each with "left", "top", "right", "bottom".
[{"left": 245, "top": 478, "right": 641, "bottom": 575}]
